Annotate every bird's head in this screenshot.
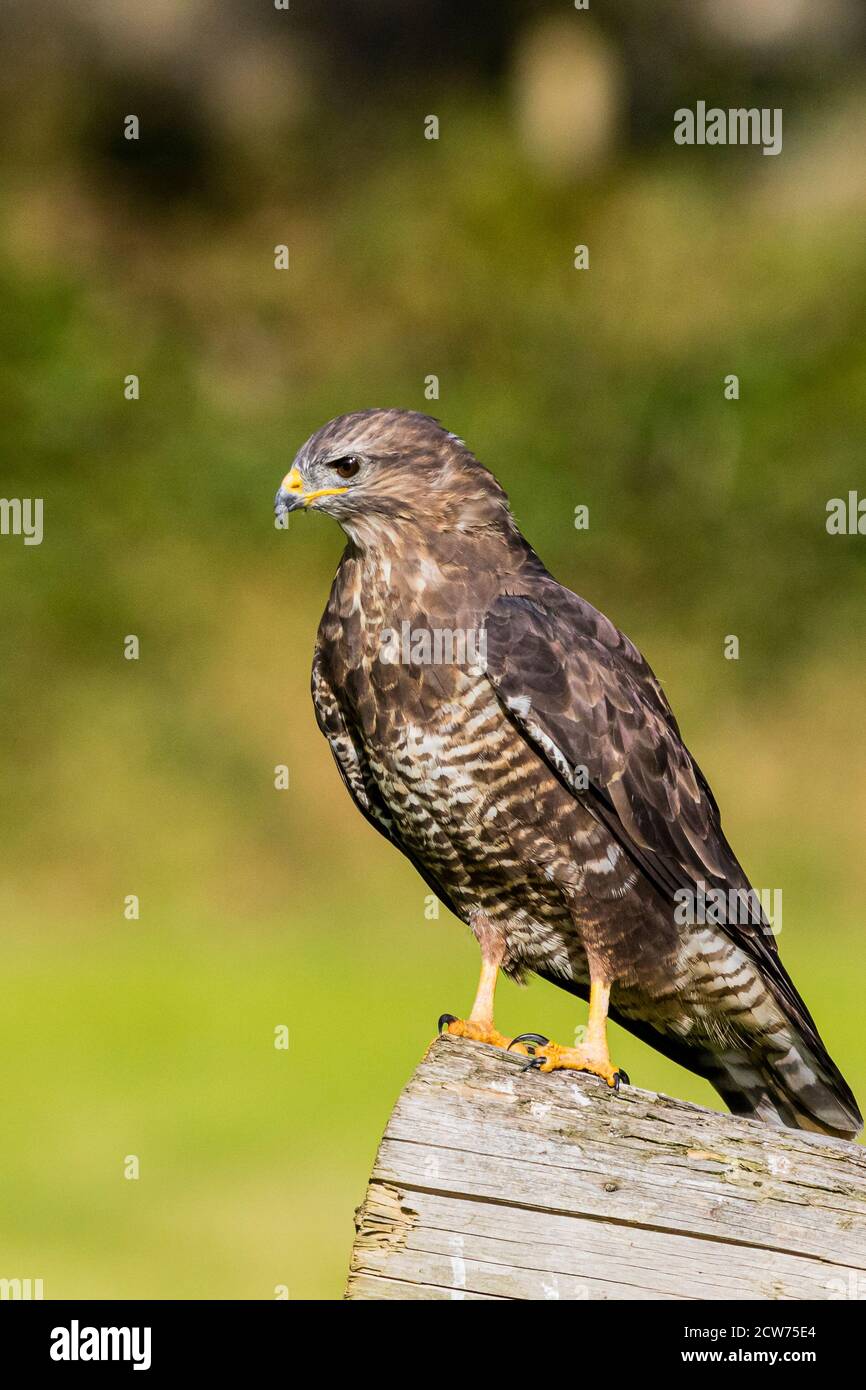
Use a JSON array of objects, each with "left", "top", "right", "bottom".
[{"left": 274, "top": 408, "right": 513, "bottom": 550}]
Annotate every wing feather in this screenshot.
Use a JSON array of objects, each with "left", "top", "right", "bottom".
[
  {"left": 483, "top": 586, "right": 857, "bottom": 1051},
  {"left": 483, "top": 587, "right": 775, "bottom": 951}
]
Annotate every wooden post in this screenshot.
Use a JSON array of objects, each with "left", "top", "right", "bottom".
[{"left": 346, "top": 1035, "right": 866, "bottom": 1300}]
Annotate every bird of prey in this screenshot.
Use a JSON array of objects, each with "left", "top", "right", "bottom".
[{"left": 275, "top": 408, "right": 861, "bottom": 1138}]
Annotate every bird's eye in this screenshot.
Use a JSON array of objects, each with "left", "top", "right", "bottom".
[{"left": 331, "top": 456, "right": 360, "bottom": 480}]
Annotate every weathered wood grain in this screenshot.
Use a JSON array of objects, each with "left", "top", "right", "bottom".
[{"left": 346, "top": 1035, "right": 866, "bottom": 1300}]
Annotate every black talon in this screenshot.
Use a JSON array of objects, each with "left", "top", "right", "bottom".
[
  {"left": 613, "top": 1069, "right": 630, "bottom": 1092},
  {"left": 438, "top": 1013, "right": 457, "bottom": 1034},
  {"left": 522, "top": 1056, "right": 545, "bottom": 1072},
  {"left": 507, "top": 1032, "right": 550, "bottom": 1052}
]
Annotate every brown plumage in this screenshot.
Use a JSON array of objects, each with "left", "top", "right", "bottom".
[{"left": 275, "top": 408, "right": 861, "bottom": 1138}]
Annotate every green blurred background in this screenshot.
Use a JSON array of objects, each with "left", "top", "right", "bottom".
[{"left": 1, "top": 0, "right": 865, "bottom": 1299}]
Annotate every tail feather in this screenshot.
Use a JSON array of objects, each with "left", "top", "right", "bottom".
[
  {"left": 714, "top": 1035, "right": 862, "bottom": 1141},
  {"left": 535, "top": 967, "right": 862, "bottom": 1140}
]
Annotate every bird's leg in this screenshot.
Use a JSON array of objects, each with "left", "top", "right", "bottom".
[
  {"left": 438, "top": 918, "right": 517, "bottom": 1050},
  {"left": 510, "top": 978, "right": 630, "bottom": 1091}
]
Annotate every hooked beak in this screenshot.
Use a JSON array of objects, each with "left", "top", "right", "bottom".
[
  {"left": 274, "top": 466, "right": 306, "bottom": 519},
  {"left": 274, "top": 465, "right": 349, "bottom": 521}
]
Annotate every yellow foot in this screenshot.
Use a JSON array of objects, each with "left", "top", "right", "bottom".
[
  {"left": 508, "top": 1032, "right": 630, "bottom": 1091},
  {"left": 437, "top": 1013, "right": 517, "bottom": 1051}
]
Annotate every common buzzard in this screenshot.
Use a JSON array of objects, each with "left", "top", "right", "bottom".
[{"left": 275, "top": 409, "right": 860, "bottom": 1138}]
